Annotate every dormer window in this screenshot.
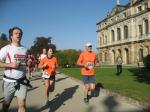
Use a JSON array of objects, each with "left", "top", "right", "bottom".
[
  {"left": 144, "top": 3, "right": 148, "bottom": 10},
  {"left": 123, "top": 12, "right": 127, "bottom": 17},
  {"left": 138, "top": 6, "right": 142, "bottom": 12}
]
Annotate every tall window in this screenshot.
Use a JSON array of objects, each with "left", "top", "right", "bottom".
[
  {"left": 117, "top": 28, "right": 121, "bottom": 40},
  {"left": 138, "top": 6, "right": 142, "bottom": 12},
  {"left": 105, "top": 52, "right": 107, "bottom": 63},
  {"left": 111, "top": 30, "right": 115, "bottom": 42},
  {"left": 144, "top": 3, "right": 148, "bottom": 10},
  {"left": 139, "top": 49, "right": 143, "bottom": 62},
  {"left": 144, "top": 19, "right": 149, "bottom": 34},
  {"left": 104, "top": 36, "right": 107, "bottom": 44},
  {"left": 124, "top": 25, "right": 128, "bottom": 39},
  {"left": 139, "top": 25, "right": 143, "bottom": 36}
]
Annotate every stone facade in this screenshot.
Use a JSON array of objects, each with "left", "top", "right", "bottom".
[{"left": 96, "top": 0, "right": 150, "bottom": 65}]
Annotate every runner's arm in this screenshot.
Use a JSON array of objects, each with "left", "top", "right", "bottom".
[
  {"left": 77, "top": 53, "right": 87, "bottom": 68},
  {"left": 0, "top": 61, "right": 20, "bottom": 68}
]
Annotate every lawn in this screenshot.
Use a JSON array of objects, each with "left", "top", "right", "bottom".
[{"left": 58, "top": 66, "right": 150, "bottom": 105}]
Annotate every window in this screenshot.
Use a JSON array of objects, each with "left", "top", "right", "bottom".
[
  {"left": 117, "top": 28, "right": 121, "bottom": 40},
  {"left": 124, "top": 25, "right": 128, "bottom": 39},
  {"left": 105, "top": 36, "right": 107, "bottom": 44},
  {"left": 144, "top": 19, "right": 149, "bottom": 34},
  {"left": 139, "top": 49, "right": 143, "bottom": 62},
  {"left": 138, "top": 6, "right": 142, "bottom": 12},
  {"left": 138, "top": 25, "right": 143, "bottom": 36},
  {"left": 111, "top": 30, "right": 115, "bottom": 42},
  {"left": 144, "top": 3, "right": 148, "bottom": 10},
  {"left": 100, "top": 37, "right": 103, "bottom": 45},
  {"left": 123, "top": 12, "right": 127, "bottom": 17}
]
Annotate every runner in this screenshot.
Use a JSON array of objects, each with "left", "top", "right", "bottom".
[
  {"left": 77, "top": 42, "right": 98, "bottom": 104},
  {"left": 26, "top": 53, "right": 34, "bottom": 80},
  {"left": 39, "top": 48, "right": 47, "bottom": 76},
  {"left": 38, "top": 48, "right": 58, "bottom": 105},
  {"left": 39, "top": 48, "right": 47, "bottom": 61},
  {"left": 0, "top": 27, "right": 28, "bottom": 112}
]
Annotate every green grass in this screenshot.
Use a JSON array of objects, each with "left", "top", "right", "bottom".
[{"left": 58, "top": 67, "right": 150, "bottom": 105}]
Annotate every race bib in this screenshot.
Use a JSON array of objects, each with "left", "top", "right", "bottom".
[
  {"left": 87, "top": 62, "right": 94, "bottom": 69},
  {"left": 14, "top": 54, "right": 26, "bottom": 65}
]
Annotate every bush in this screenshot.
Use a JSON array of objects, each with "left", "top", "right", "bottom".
[{"left": 143, "top": 54, "right": 150, "bottom": 69}]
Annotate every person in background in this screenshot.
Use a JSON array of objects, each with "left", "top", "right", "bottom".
[
  {"left": 116, "top": 54, "right": 123, "bottom": 76},
  {"left": 0, "top": 27, "right": 28, "bottom": 112},
  {"left": 39, "top": 48, "right": 47, "bottom": 76},
  {"left": 38, "top": 48, "right": 58, "bottom": 105},
  {"left": 26, "top": 53, "right": 35, "bottom": 80},
  {"left": 77, "top": 42, "right": 98, "bottom": 104},
  {"left": 39, "top": 48, "right": 47, "bottom": 61}
]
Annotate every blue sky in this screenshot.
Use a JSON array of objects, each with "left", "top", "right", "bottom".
[{"left": 0, "top": 0, "right": 129, "bottom": 51}]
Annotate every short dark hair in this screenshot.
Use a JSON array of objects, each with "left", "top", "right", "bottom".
[{"left": 9, "top": 27, "right": 23, "bottom": 41}]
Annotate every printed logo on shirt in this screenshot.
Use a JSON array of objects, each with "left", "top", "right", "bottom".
[{"left": 14, "top": 54, "right": 26, "bottom": 65}]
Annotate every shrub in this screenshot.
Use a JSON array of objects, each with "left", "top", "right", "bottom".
[{"left": 143, "top": 54, "right": 150, "bottom": 69}]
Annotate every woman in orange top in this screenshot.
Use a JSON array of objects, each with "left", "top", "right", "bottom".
[
  {"left": 38, "top": 48, "right": 58, "bottom": 105},
  {"left": 77, "top": 42, "right": 98, "bottom": 104}
]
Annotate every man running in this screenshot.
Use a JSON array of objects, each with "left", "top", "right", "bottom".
[
  {"left": 0, "top": 27, "right": 28, "bottom": 112},
  {"left": 38, "top": 48, "right": 58, "bottom": 105},
  {"left": 77, "top": 42, "right": 98, "bottom": 104}
]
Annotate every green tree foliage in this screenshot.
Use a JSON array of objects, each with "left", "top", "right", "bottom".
[
  {"left": 55, "top": 49, "right": 81, "bottom": 67},
  {"left": 143, "top": 54, "right": 150, "bottom": 69},
  {"left": 29, "top": 37, "right": 56, "bottom": 55},
  {"left": 0, "top": 33, "right": 9, "bottom": 49}
]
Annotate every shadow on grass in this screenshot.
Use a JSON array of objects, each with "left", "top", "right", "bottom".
[
  {"left": 38, "top": 85, "right": 79, "bottom": 112},
  {"left": 128, "top": 68, "right": 150, "bottom": 84}
]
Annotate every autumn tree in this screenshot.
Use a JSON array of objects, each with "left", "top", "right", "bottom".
[
  {"left": 55, "top": 49, "right": 81, "bottom": 67},
  {"left": 29, "top": 37, "right": 56, "bottom": 55}
]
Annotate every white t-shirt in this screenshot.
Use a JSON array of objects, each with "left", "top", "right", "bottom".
[{"left": 0, "top": 44, "right": 27, "bottom": 82}]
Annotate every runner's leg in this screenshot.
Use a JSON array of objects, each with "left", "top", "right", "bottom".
[
  {"left": 17, "top": 98, "right": 26, "bottom": 112},
  {"left": 44, "top": 79, "right": 50, "bottom": 101},
  {"left": 3, "top": 81, "right": 16, "bottom": 112}
]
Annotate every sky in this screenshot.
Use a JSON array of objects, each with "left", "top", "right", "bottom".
[{"left": 0, "top": 0, "right": 129, "bottom": 51}]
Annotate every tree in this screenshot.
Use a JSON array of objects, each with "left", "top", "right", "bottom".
[
  {"left": 29, "top": 37, "right": 56, "bottom": 55},
  {"left": 55, "top": 49, "right": 81, "bottom": 67},
  {"left": 0, "top": 33, "right": 9, "bottom": 49},
  {"left": 143, "top": 54, "right": 150, "bottom": 69}
]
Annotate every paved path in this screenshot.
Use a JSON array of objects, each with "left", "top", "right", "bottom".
[{"left": 0, "top": 72, "right": 149, "bottom": 112}]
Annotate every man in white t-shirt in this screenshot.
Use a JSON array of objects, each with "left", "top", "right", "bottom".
[{"left": 0, "top": 27, "right": 27, "bottom": 112}]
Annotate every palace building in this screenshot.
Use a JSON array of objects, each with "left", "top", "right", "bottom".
[{"left": 96, "top": 0, "right": 150, "bottom": 65}]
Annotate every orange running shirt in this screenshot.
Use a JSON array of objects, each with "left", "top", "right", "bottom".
[
  {"left": 77, "top": 51, "right": 96, "bottom": 75},
  {"left": 38, "top": 56, "right": 58, "bottom": 75}
]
